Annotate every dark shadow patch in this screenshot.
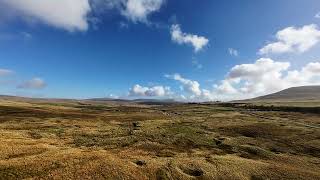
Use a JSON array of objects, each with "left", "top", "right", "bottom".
[{"left": 135, "top": 160, "right": 146, "bottom": 166}]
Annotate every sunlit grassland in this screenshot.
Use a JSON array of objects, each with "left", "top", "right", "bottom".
[{"left": 0, "top": 99, "right": 319, "bottom": 179}]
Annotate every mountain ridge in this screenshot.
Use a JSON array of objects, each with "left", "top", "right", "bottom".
[{"left": 246, "top": 86, "right": 320, "bottom": 102}]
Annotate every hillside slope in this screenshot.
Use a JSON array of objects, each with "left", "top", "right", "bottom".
[{"left": 250, "top": 86, "right": 320, "bottom": 102}]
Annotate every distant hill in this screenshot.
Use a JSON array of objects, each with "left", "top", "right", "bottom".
[
  {"left": 248, "top": 86, "right": 320, "bottom": 102},
  {"left": 0, "top": 95, "right": 180, "bottom": 106},
  {"left": 132, "top": 99, "right": 179, "bottom": 105},
  {"left": 88, "top": 98, "right": 179, "bottom": 105}
]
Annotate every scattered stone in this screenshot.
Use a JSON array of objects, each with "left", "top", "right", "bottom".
[
  {"left": 132, "top": 122, "right": 140, "bottom": 128},
  {"left": 191, "top": 169, "right": 204, "bottom": 177},
  {"left": 214, "top": 139, "right": 223, "bottom": 145},
  {"left": 135, "top": 160, "right": 146, "bottom": 166},
  {"left": 214, "top": 137, "right": 225, "bottom": 145},
  {"left": 182, "top": 167, "right": 204, "bottom": 177}
]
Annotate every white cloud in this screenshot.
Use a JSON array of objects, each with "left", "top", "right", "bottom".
[
  {"left": 284, "top": 62, "right": 320, "bottom": 86},
  {"left": 302, "top": 62, "right": 320, "bottom": 73},
  {"left": 166, "top": 73, "right": 202, "bottom": 96},
  {"left": 165, "top": 74, "right": 216, "bottom": 101},
  {"left": 150, "top": 59, "right": 320, "bottom": 102},
  {"left": 215, "top": 80, "right": 238, "bottom": 94},
  {"left": 0, "top": 0, "right": 91, "bottom": 32},
  {"left": 163, "top": 74, "right": 216, "bottom": 101},
  {"left": 120, "top": 0, "right": 165, "bottom": 23},
  {"left": 129, "top": 84, "right": 171, "bottom": 97},
  {"left": 166, "top": 59, "right": 320, "bottom": 101},
  {"left": 259, "top": 24, "right": 320, "bottom": 55},
  {"left": 0, "top": 69, "right": 14, "bottom": 76},
  {"left": 315, "top": 12, "right": 320, "bottom": 19},
  {"left": 225, "top": 58, "right": 290, "bottom": 94},
  {"left": 214, "top": 58, "right": 320, "bottom": 100},
  {"left": 228, "top": 48, "right": 239, "bottom": 57},
  {"left": 17, "top": 78, "right": 47, "bottom": 89},
  {"left": 227, "top": 58, "right": 290, "bottom": 81},
  {"left": 0, "top": 0, "right": 166, "bottom": 31},
  {"left": 170, "top": 24, "right": 209, "bottom": 52}
]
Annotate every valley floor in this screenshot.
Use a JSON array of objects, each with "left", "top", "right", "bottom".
[{"left": 0, "top": 99, "right": 319, "bottom": 179}]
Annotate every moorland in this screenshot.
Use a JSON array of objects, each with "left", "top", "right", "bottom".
[{"left": 0, "top": 86, "right": 320, "bottom": 180}]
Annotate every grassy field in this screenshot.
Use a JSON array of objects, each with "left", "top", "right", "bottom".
[{"left": 0, "top": 99, "right": 319, "bottom": 179}]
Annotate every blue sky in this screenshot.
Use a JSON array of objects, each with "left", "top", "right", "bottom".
[{"left": 0, "top": 0, "right": 320, "bottom": 101}]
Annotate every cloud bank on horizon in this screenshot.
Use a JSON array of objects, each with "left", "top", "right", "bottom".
[
  {"left": 150, "top": 59, "right": 320, "bottom": 101},
  {"left": 129, "top": 84, "right": 172, "bottom": 97},
  {"left": 127, "top": 23, "right": 320, "bottom": 101},
  {"left": 0, "top": 1, "right": 320, "bottom": 101}
]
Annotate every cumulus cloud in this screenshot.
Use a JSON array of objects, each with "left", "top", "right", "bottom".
[
  {"left": 259, "top": 24, "right": 320, "bottom": 55},
  {"left": 17, "top": 78, "right": 47, "bottom": 89},
  {"left": 120, "top": 0, "right": 165, "bottom": 23},
  {"left": 214, "top": 58, "right": 320, "bottom": 100},
  {"left": 170, "top": 24, "right": 209, "bottom": 52},
  {"left": 129, "top": 84, "right": 171, "bottom": 97},
  {"left": 315, "top": 12, "right": 320, "bottom": 19},
  {"left": 165, "top": 73, "right": 202, "bottom": 96},
  {"left": 0, "top": 0, "right": 166, "bottom": 31},
  {"left": 228, "top": 48, "right": 239, "bottom": 57},
  {"left": 167, "top": 59, "right": 320, "bottom": 101},
  {"left": 284, "top": 62, "right": 320, "bottom": 86},
  {"left": 228, "top": 58, "right": 290, "bottom": 80},
  {"left": 0, "top": 0, "right": 91, "bottom": 32},
  {"left": 0, "top": 69, "right": 14, "bottom": 76},
  {"left": 165, "top": 73, "right": 216, "bottom": 101},
  {"left": 225, "top": 58, "right": 290, "bottom": 94},
  {"left": 139, "top": 58, "right": 320, "bottom": 102},
  {"left": 215, "top": 80, "right": 238, "bottom": 94}
]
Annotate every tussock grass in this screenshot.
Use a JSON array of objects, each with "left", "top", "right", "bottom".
[{"left": 0, "top": 100, "right": 319, "bottom": 179}]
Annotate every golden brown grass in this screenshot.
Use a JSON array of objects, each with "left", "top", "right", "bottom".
[{"left": 0, "top": 100, "right": 319, "bottom": 179}]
